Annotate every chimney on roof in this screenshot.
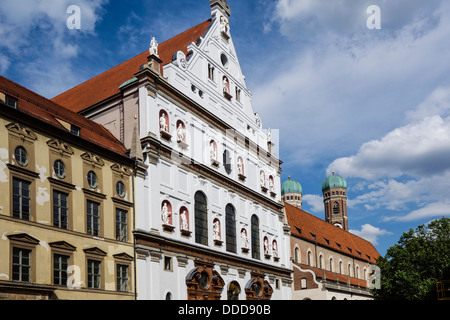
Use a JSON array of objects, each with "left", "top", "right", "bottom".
[{"left": 210, "top": 0, "right": 231, "bottom": 18}]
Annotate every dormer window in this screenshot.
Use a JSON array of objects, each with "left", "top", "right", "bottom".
[
  {"left": 70, "top": 124, "right": 80, "bottom": 136},
  {"left": 5, "top": 95, "right": 18, "bottom": 108}
]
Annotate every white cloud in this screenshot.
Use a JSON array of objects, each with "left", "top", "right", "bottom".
[
  {"left": 328, "top": 115, "right": 450, "bottom": 180},
  {"left": 302, "top": 194, "right": 324, "bottom": 213},
  {"left": 350, "top": 224, "right": 391, "bottom": 245},
  {"left": 255, "top": 0, "right": 450, "bottom": 169},
  {"left": 384, "top": 202, "right": 450, "bottom": 222}
]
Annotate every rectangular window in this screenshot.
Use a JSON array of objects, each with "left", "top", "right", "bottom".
[
  {"left": 87, "top": 259, "right": 101, "bottom": 289},
  {"left": 87, "top": 200, "right": 100, "bottom": 236},
  {"left": 53, "top": 254, "right": 69, "bottom": 286},
  {"left": 53, "top": 190, "right": 69, "bottom": 229},
  {"left": 116, "top": 264, "right": 129, "bottom": 292},
  {"left": 12, "top": 178, "right": 31, "bottom": 221},
  {"left": 12, "top": 247, "right": 31, "bottom": 282},
  {"left": 115, "top": 208, "right": 128, "bottom": 242},
  {"left": 5, "top": 95, "right": 18, "bottom": 108}
]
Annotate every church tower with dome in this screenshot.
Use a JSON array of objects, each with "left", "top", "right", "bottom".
[
  {"left": 281, "top": 177, "right": 303, "bottom": 209},
  {"left": 322, "top": 172, "right": 348, "bottom": 231}
]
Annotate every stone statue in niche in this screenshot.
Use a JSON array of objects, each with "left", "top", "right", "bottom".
[
  {"left": 210, "top": 141, "right": 217, "bottom": 161},
  {"left": 223, "top": 77, "right": 230, "bottom": 94},
  {"left": 269, "top": 177, "right": 274, "bottom": 193},
  {"left": 177, "top": 123, "right": 186, "bottom": 142},
  {"left": 272, "top": 241, "right": 278, "bottom": 257},
  {"left": 241, "top": 229, "right": 249, "bottom": 249},
  {"left": 161, "top": 202, "right": 171, "bottom": 225},
  {"left": 213, "top": 219, "right": 221, "bottom": 240},
  {"left": 220, "top": 16, "right": 230, "bottom": 36},
  {"left": 180, "top": 209, "right": 189, "bottom": 230},
  {"left": 264, "top": 237, "right": 270, "bottom": 255},
  {"left": 260, "top": 171, "right": 266, "bottom": 187},
  {"left": 149, "top": 37, "right": 159, "bottom": 57},
  {"left": 160, "top": 112, "right": 168, "bottom": 132}
]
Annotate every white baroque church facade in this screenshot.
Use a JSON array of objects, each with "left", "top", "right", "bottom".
[{"left": 53, "top": 0, "right": 292, "bottom": 300}]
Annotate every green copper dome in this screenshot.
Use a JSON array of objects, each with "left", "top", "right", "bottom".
[
  {"left": 281, "top": 177, "right": 302, "bottom": 195},
  {"left": 322, "top": 172, "right": 347, "bottom": 191}
]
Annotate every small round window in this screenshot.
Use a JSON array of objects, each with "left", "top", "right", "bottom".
[
  {"left": 220, "top": 53, "right": 229, "bottom": 69},
  {"left": 116, "top": 181, "right": 126, "bottom": 198},
  {"left": 54, "top": 160, "right": 66, "bottom": 179},
  {"left": 14, "top": 146, "right": 28, "bottom": 167},
  {"left": 87, "top": 171, "right": 98, "bottom": 188}
]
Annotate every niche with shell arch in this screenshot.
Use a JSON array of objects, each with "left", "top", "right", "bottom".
[
  {"left": 269, "top": 175, "right": 276, "bottom": 196},
  {"left": 263, "top": 236, "right": 271, "bottom": 258},
  {"left": 213, "top": 218, "right": 223, "bottom": 246},
  {"left": 176, "top": 120, "right": 188, "bottom": 148},
  {"left": 240, "top": 228, "right": 249, "bottom": 253},
  {"left": 237, "top": 156, "right": 245, "bottom": 181},
  {"left": 209, "top": 140, "right": 219, "bottom": 167},
  {"left": 180, "top": 206, "right": 191, "bottom": 236},
  {"left": 159, "top": 109, "right": 171, "bottom": 141},
  {"left": 260, "top": 170, "right": 267, "bottom": 192},
  {"left": 161, "top": 200, "right": 174, "bottom": 232}
]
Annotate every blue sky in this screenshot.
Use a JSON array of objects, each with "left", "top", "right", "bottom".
[{"left": 1, "top": 0, "right": 450, "bottom": 256}]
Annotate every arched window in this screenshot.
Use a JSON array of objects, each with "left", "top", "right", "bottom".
[
  {"left": 228, "top": 281, "right": 241, "bottom": 300},
  {"left": 329, "top": 258, "right": 333, "bottom": 272},
  {"left": 339, "top": 261, "right": 343, "bottom": 274},
  {"left": 319, "top": 254, "right": 323, "bottom": 269},
  {"left": 195, "top": 191, "right": 208, "bottom": 245},
  {"left": 225, "top": 204, "right": 236, "bottom": 253},
  {"left": 251, "top": 215, "right": 260, "bottom": 260},
  {"left": 307, "top": 251, "right": 312, "bottom": 266},
  {"left": 294, "top": 247, "right": 299, "bottom": 263},
  {"left": 333, "top": 202, "right": 340, "bottom": 215},
  {"left": 223, "top": 150, "right": 232, "bottom": 175}
]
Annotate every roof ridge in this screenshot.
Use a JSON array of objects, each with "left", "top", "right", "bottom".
[{"left": 52, "top": 19, "right": 212, "bottom": 103}]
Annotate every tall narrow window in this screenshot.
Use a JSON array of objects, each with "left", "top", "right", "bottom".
[
  {"left": 53, "top": 190, "right": 69, "bottom": 229},
  {"left": 117, "top": 264, "right": 129, "bottom": 292},
  {"left": 53, "top": 254, "right": 69, "bottom": 286},
  {"left": 225, "top": 204, "right": 236, "bottom": 253},
  {"left": 12, "top": 247, "right": 31, "bottom": 282},
  {"left": 294, "top": 248, "right": 299, "bottom": 263},
  {"left": 195, "top": 191, "right": 208, "bottom": 246},
  {"left": 307, "top": 251, "right": 312, "bottom": 266},
  {"left": 251, "top": 215, "right": 260, "bottom": 260},
  {"left": 12, "top": 178, "right": 31, "bottom": 221},
  {"left": 87, "top": 259, "right": 101, "bottom": 289},
  {"left": 87, "top": 200, "right": 100, "bottom": 236},
  {"left": 116, "top": 208, "right": 128, "bottom": 242}
]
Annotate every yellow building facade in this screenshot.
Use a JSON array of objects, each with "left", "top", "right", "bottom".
[{"left": 0, "top": 76, "right": 136, "bottom": 300}]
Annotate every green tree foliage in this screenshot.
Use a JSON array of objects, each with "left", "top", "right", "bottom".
[{"left": 373, "top": 217, "right": 450, "bottom": 300}]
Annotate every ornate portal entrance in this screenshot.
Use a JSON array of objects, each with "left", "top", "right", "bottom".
[{"left": 186, "top": 260, "right": 225, "bottom": 300}]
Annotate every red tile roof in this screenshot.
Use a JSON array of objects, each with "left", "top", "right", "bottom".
[
  {"left": 52, "top": 19, "right": 212, "bottom": 113},
  {"left": 294, "top": 263, "right": 368, "bottom": 288},
  {"left": 0, "top": 75, "right": 128, "bottom": 157},
  {"left": 285, "top": 203, "right": 380, "bottom": 263}
]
